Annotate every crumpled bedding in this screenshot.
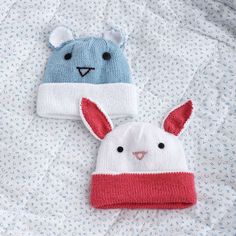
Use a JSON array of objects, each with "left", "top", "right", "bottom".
[{"left": 0, "top": 0, "right": 236, "bottom": 235}]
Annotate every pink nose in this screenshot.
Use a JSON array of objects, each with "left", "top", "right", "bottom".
[{"left": 132, "top": 151, "right": 147, "bottom": 160}]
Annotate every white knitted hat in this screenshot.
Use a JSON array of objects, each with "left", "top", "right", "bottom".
[{"left": 80, "top": 98, "right": 197, "bottom": 209}]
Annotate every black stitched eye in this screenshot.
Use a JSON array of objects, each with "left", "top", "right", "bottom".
[
  {"left": 102, "top": 52, "right": 111, "bottom": 60},
  {"left": 117, "top": 146, "right": 124, "bottom": 153},
  {"left": 158, "top": 143, "right": 165, "bottom": 149},
  {"left": 64, "top": 53, "right": 72, "bottom": 60}
]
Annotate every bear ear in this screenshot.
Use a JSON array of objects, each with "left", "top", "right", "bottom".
[
  {"left": 49, "top": 26, "right": 74, "bottom": 48},
  {"left": 79, "top": 98, "right": 113, "bottom": 140},
  {"left": 162, "top": 100, "right": 193, "bottom": 136},
  {"left": 103, "top": 27, "right": 126, "bottom": 48}
]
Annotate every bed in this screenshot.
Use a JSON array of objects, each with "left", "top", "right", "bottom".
[{"left": 0, "top": 0, "right": 235, "bottom": 235}]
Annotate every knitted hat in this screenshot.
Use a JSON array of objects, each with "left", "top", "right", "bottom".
[
  {"left": 80, "top": 98, "right": 197, "bottom": 209},
  {"left": 37, "top": 26, "right": 137, "bottom": 120}
]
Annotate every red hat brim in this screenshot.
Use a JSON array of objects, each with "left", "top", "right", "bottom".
[{"left": 91, "top": 172, "right": 197, "bottom": 209}]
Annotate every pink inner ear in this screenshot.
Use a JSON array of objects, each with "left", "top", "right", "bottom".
[
  {"left": 163, "top": 100, "right": 193, "bottom": 136},
  {"left": 81, "top": 98, "right": 112, "bottom": 139}
]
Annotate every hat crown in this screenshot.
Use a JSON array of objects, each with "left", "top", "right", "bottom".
[
  {"left": 43, "top": 37, "right": 131, "bottom": 84},
  {"left": 95, "top": 122, "right": 188, "bottom": 173}
]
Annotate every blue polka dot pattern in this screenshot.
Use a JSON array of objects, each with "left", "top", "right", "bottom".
[{"left": 0, "top": 0, "right": 236, "bottom": 235}]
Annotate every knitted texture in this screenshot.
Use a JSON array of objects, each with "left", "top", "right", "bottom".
[
  {"left": 36, "top": 26, "right": 137, "bottom": 120},
  {"left": 80, "top": 98, "right": 197, "bottom": 209},
  {"left": 80, "top": 97, "right": 113, "bottom": 140},
  {"left": 44, "top": 37, "right": 131, "bottom": 84},
  {"left": 163, "top": 100, "right": 193, "bottom": 136},
  {"left": 91, "top": 173, "right": 197, "bottom": 209}
]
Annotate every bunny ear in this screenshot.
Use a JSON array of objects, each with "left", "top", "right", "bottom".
[
  {"left": 80, "top": 98, "right": 113, "bottom": 140},
  {"left": 49, "top": 26, "right": 74, "bottom": 48},
  {"left": 162, "top": 100, "right": 193, "bottom": 136}
]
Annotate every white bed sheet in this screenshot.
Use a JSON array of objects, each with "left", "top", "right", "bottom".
[{"left": 0, "top": 0, "right": 236, "bottom": 235}]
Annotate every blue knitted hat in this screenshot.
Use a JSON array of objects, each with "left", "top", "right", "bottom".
[{"left": 37, "top": 26, "right": 137, "bottom": 119}]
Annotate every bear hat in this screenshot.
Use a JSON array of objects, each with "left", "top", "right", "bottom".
[{"left": 37, "top": 26, "right": 137, "bottom": 120}]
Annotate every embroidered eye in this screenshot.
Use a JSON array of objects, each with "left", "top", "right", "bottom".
[
  {"left": 117, "top": 146, "right": 124, "bottom": 153},
  {"left": 102, "top": 52, "right": 111, "bottom": 60},
  {"left": 158, "top": 143, "right": 165, "bottom": 149},
  {"left": 64, "top": 53, "right": 72, "bottom": 60}
]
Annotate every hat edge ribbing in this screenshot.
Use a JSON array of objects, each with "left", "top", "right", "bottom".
[{"left": 91, "top": 172, "right": 197, "bottom": 209}]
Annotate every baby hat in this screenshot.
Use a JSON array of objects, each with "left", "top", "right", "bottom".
[
  {"left": 37, "top": 26, "right": 137, "bottom": 120},
  {"left": 80, "top": 98, "right": 197, "bottom": 209}
]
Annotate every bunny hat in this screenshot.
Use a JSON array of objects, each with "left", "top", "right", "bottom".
[
  {"left": 80, "top": 98, "right": 197, "bottom": 209},
  {"left": 37, "top": 26, "right": 137, "bottom": 120}
]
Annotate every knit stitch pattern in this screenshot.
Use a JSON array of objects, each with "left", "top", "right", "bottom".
[
  {"left": 44, "top": 38, "right": 131, "bottom": 84},
  {"left": 37, "top": 27, "right": 137, "bottom": 120},
  {"left": 91, "top": 173, "right": 196, "bottom": 209},
  {"left": 80, "top": 98, "right": 197, "bottom": 209}
]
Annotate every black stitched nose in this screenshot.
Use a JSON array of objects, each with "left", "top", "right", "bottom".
[{"left": 77, "top": 67, "right": 95, "bottom": 77}]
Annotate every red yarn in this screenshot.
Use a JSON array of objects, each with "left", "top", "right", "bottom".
[
  {"left": 91, "top": 172, "right": 197, "bottom": 209},
  {"left": 80, "top": 98, "right": 112, "bottom": 139},
  {"left": 163, "top": 100, "right": 193, "bottom": 136}
]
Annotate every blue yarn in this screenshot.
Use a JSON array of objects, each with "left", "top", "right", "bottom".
[{"left": 43, "top": 37, "right": 131, "bottom": 84}]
